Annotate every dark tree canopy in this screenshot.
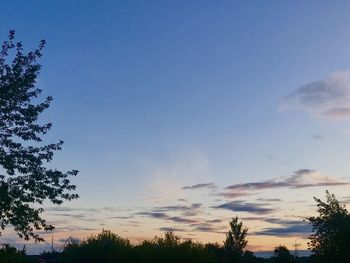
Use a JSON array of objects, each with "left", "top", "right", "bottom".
[
  {"left": 58, "top": 230, "right": 217, "bottom": 263},
  {"left": 273, "top": 245, "right": 293, "bottom": 263},
  {"left": 307, "top": 190, "right": 350, "bottom": 263},
  {"left": 0, "top": 31, "right": 78, "bottom": 242}
]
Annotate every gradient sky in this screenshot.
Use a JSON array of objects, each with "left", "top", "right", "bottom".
[{"left": 2, "top": 0, "right": 350, "bottom": 254}]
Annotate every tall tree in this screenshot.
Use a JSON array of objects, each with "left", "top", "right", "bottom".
[
  {"left": 307, "top": 191, "right": 350, "bottom": 263},
  {"left": 0, "top": 31, "right": 78, "bottom": 241},
  {"left": 224, "top": 216, "right": 248, "bottom": 259}
]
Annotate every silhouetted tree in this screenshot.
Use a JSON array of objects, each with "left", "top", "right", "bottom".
[
  {"left": 273, "top": 246, "right": 293, "bottom": 263},
  {"left": 307, "top": 191, "right": 350, "bottom": 263},
  {"left": 224, "top": 216, "right": 248, "bottom": 261},
  {"left": 0, "top": 31, "right": 78, "bottom": 241},
  {"left": 60, "top": 230, "right": 133, "bottom": 263},
  {"left": 59, "top": 230, "right": 218, "bottom": 263},
  {"left": 0, "top": 244, "right": 27, "bottom": 263},
  {"left": 153, "top": 230, "right": 181, "bottom": 246},
  {"left": 137, "top": 230, "right": 217, "bottom": 263}
]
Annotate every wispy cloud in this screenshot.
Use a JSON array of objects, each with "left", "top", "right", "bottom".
[
  {"left": 46, "top": 207, "right": 100, "bottom": 213},
  {"left": 253, "top": 222, "right": 311, "bottom": 237},
  {"left": 216, "top": 191, "right": 252, "bottom": 199},
  {"left": 136, "top": 211, "right": 198, "bottom": 224},
  {"left": 256, "top": 198, "right": 282, "bottom": 202},
  {"left": 107, "top": 216, "right": 134, "bottom": 220},
  {"left": 136, "top": 212, "right": 169, "bottom": 219},
  {"left": 224, "top": 169, "right": 349, "bottom": 193},
  {"left": 213, "top": 201, "right": 275, "bottom": 215},
  {"left": 283, "top": 71, "right": 350, "bottom": 119},
  {"left": 168, "top": 216, "right": 197, "bottom": 224},
  {"left": 191, "top": 223, "right": 224, "bottom": 233},
  {"left": 54, "top": 226, "right": 98, "bottom": 232},
  {"left": 159, "top": 227, "right": 186, "bottom": 232},
  {"left": 182, "top": 183, "right": 217, "bottom": 190},
  {"left": 205, "top": 219, "right": 224, "bottom": 223},
  {"left": 241, "top": 216, "right": 311, "bottom": 237},
  {"left": 263, "top": 218, "right": 302, "bottom": 225},
  {"left": 152, "top": 203, "right": 203, "bottom": 215}
]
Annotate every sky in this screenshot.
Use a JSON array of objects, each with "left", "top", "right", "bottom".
[{"left": 2, "top": 0, "right": 350, "bottom": 254}]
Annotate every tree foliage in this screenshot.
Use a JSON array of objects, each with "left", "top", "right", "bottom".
[
  {"left": 273, "top": 246, "right": 294, "bottom": 263},
  {"left": 59, "top": 230, "right": 217, "bottom": 263},
  {"left": 224, "top": 216, "right": 248, "bottom": 259},
  {"left": 60, "top": 230, "right": 133, "bottom": 263},
  {"left": 307, "top": 190, "right": 350, "bottom": 262},
  {"left": 0, "top": 31, "right": 78, "bottom": 241},
  {"left": 0, "top": 244, "right": 26, "bottom": 263}
]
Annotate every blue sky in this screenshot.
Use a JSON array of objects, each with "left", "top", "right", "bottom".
[{"left": 2, "top": 0, "right": 350, "bottom": 253}]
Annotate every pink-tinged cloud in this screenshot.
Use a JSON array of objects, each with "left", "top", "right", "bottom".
[{"left": 224, "top": 169, "right": 349, "bottom": 192}]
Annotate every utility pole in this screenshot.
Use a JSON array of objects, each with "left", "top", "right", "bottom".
[
  {"left": 293, "top": 240, "right": 300, "bottom": 258},
  {"left": 51, "top": 235, "right": 54, "bottom": 253}
]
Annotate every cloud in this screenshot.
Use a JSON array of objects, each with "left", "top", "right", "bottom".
[
  {"left": 216, "top": 191, "right": 252, "bottom": 199},
  {"left": 182, "top": 211, "right": 198, "bottom": 217},
  {"left": 283, "top": 71, "right": 350, "bottom": 119},
  {"left": 135, "top": 202, "right": 205, "bottom": 225},
  {"left": 167, "top": 216, "right": 198, "bottom": 224},
  {"left": 182, "top": 183, "right": 217, "bottom": 190},
  {"left": 205, "top": 219, "right": 224, "bottom": 223},
  {"left": 213, "top": 201, "right": 275, "bottom": 215},
  {"left": 51, "top": 213, "right": 87, "bottom": 219},
  {"left": 46, "top": 206, "right": 133, "bottom": 214},
  {"left": 253, "top": 222, "right": 312, "bottom": 237},
  {"left": 242, "top": 216, "right": 311, "bottom": 237},
  {"left": 193, "top": 226, "right": 216, "bottom": 232},
  {"left": 136, "top": 212, "right": 169, "bottom": 219},
  {"left": 242, "top": 217, "right": 301, "bottom": 224},
  {"left": 153, "top": 203, "right": 203, "bottom": 215},
  {"left": 224, "top": 169, "right": 349, "bottom": 193},
  {"left": 46, "top": 207, "right": 99, "bottom": 213},
  {"left": 263, "top": 218, "right": 302, "bottom": 225},
  {"left": 193, "top": 224, "right": 221, "bottom": 233},
  {"left": 159, "top": 227, "right": 186, "bottom": 232},
  {"left": 189, "top": 222, "right": 226, "bottom": 233},
  {"left": 242, "top": 216, "right": 268, "bottom": 221},
  {"left": 108, "top": 216, "right": 134, "bottom": 220},
  {"left": 55, "top": 226, "right": 97, "bottom": 232},
  {"left": 256, "top": 198, "right": 282, "bottom": 202},
  {"left": 46, "top": 205, "right": 138, "bottom": 224},
  {"left": 136, "top": 211, "right": 198, "bottom": 224}
]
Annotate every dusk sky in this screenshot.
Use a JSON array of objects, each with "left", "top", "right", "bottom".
[{"left": 2, "top": 0, "right": 350, "bottom": 254}]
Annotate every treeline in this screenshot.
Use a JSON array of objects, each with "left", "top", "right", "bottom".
[
  {"left": 0, "top": 230, "right": 305, "bottom": 263},
  {"left": 1, "top": 191, "right": 349, "bottom": 263}
]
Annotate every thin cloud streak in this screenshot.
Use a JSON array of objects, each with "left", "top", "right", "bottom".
[
  {"left": 136, "top": 212, "right": 169, "bottom": 219},
  {"left": 182, "top": 183, "right": 217, "bottom": 190},
  {"left": 225, "top": 169, "right": 349, "bottom": 192},
  {"left": 213, "top": 201, "right": 275, "bottom": 215},
  {"left": 253, "top": 223, "right": 312, "bottom": 237},
  {"left": 136, "top": 211, "right": 199, "bottom": 224}
]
